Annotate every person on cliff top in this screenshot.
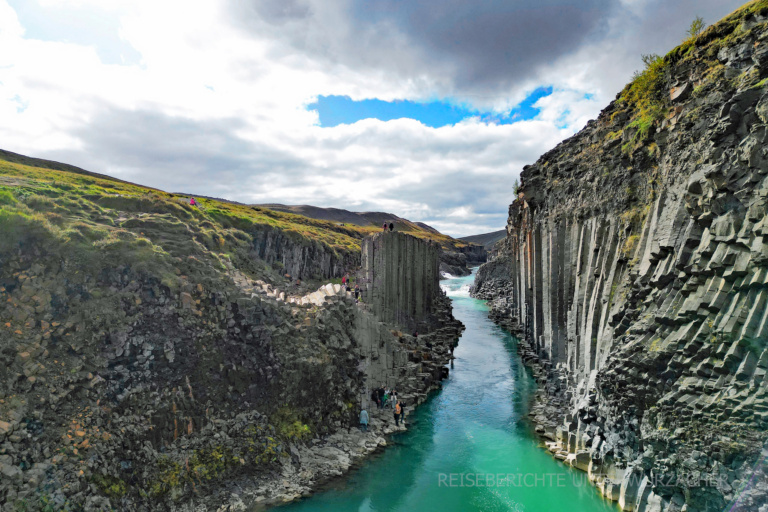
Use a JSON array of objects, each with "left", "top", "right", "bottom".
[
  {"left": 382, "top": 222, "right": 387, "bottom": 232},
  {"left": 359, "top": 408, "right": 369, "bottom": 432},
  {"left": 189, "top": 197, "right": 197, "bottom": 206},
  {"left": 394, "top": 400, "right": 402, "bottom": 427},
  {"left": 389, "top": 222, "right": 394, "bottom": 232}
]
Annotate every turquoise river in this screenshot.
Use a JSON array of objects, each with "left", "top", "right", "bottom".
[{"left": 281, "top": 269, "right": 617, "bottom": 512}]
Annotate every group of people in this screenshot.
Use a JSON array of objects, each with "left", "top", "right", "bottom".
[
  {"left": 382, "top": 222, "right": 395, "bottom": 232},
  {"left": 341, "top": 273, "right": 362, "bottom": 302},
  {"left": 361, "top": 385, "right": 407, "bottom": 428}
]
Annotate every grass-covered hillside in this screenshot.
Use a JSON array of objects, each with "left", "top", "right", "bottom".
[{"left": 0, "top": 150, "right": 470, "bottom": 289}]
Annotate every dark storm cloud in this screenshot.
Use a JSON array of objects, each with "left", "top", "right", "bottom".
[
  {"left": 349, "top": 0, "right": 613, "bottom": 90},
  {"left": 228, "top": 0, "right": 615, "bottom": 96}
]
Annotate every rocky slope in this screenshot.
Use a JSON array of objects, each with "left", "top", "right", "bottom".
[
  {"left": 0, "top": 159, "right": 461, "bottom": 510},
  {"left": 459, "top": 229, "right": 507, "bottom": 250},
  {"left": 474, "top": 2, "right": 768, "bottom": 511}
]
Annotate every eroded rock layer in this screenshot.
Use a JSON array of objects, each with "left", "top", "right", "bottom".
[{"left": 474, "top": 3, "right": 768, "bottom": 511}]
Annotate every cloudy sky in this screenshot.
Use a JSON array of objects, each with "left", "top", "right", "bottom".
[{"left": 0, "top": 0, "right": 745, "bottom": 236}]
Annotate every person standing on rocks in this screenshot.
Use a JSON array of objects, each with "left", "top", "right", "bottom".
[
  {"left": 399, "top": 400, "right": 406, "bottom": 425},
  {"left": 394, "top": 400, "right": 402, "bottom": 427},
  {"left": 382, "top": 222, "right": 387, "bottom": 232},
  {"left": 354, "top": 284, "right": 360, "bottom": 302},
  {"left": 389, "top": 222, "right": 394, "bottom": 232},
  {"left": 359, "top": 408, "right": 369, "bottom": 432},
  {"left": 390, "top": 389, "right": 398, "bottom": 410},
  {"left": 377, "top": 385, "right": 385, "bottom": 409}
]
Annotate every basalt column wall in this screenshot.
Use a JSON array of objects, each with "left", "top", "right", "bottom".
[
  {"left": 360, "top": 232, "right": 442, "bottom": 331},
  {"left": 473, "top": 8, "right": 768, "bottom": 511}
]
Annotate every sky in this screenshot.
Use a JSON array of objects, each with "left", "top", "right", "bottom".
[{"left": 0, "top": 0, "right": 746, "bottom": 237}]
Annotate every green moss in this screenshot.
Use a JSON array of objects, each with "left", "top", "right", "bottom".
[
  {"left": 272, "top": 406, "right": 313, "bottom": 441},
  {"left": 150, "top": 457, "right": 184, "bottom": 497},
  {"left": 621, "top": 235, "right": 640, "bottom": 261},
  {"left": 92, "top": 474, "right": 128, "bottom": 498}
]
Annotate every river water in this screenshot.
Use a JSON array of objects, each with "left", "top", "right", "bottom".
[{"left": 281, "top": 269, "right": 616, "bottom": 512}]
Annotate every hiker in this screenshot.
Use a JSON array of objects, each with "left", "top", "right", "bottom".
[
  {"left": 389, "top": 222, "right": 394, "bottom": 232},
  {"left": 399, "top": 400, "right": 406, "bottom": 424},
  {"left": 371, "top": 389, "right": 380, "bottom": 409},
  {"left": 394, "top": 400, "right": 402, "bottom": 427},
  {"left": 390, "top": 390, "right": 398, "bottom": 409},
  {"left": 382, "top": 388, "right": 390, "bottom": 408},
  {"left": 359, "top": 408, "right": 369, "bottom": 432},
  {"left": 344, "top": 273, "right": 351, "bottom": 291},
  {"left": 354, "top": 284, "right": 360, "bottom": 302},
  {"left": 382, "top": 222, "right": 387, "bottom": 232},
  {"left": 190, "top": 197, "right": 197, "bottom": 206},
  {"left": 341, "top": 275, "right": 347, "bottom": 288},
  {"left": 377, "top": 386, "right": 385, "bottom": 409}
]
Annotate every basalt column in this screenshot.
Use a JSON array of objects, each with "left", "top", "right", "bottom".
[{"left": 360, "top": 232, "right": 442, "bottom": 331}]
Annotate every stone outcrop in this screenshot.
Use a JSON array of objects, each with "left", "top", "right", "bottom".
[
  {"left": 474, "top": 4, "right": 768, "bottom": 511},
  {"left": 250, "top": 225, "right": 358, "bottom": 281},
  {"left": 0, "top": 205, "right": 460, "bottom": 509},
  {"left": 361, "top": 232, "right": 443, "bottom": 331}
]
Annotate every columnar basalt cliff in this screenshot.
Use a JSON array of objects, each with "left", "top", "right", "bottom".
[
  {"left": 474, "top": 3, "right": 768, "bottom": 511},
  {"left": 361, "top": 232, "right": 443, "bottom": 331},
  {"left": 0, "top": 163, "right": 461, "bottom": 510}
]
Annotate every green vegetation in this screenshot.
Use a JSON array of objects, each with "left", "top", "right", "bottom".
[
  {"left": 0, "top": 155, "right": 467, "bottom": 294},
  {"left": 686, "top": 16, "right": 706, "bottom": 39},
  {"left": 272, "top": 405, "right": 313, "bottom": 441},
  {"left": 92, "top": 474, "right": 128, "bottom": 498},
  {"left": 619, "top": 53, "right": 668, "bottom": 153},
  {"left": 150, "top": 426, "right": 284, "bottom": 499}
]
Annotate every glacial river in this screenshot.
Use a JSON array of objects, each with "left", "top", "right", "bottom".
[{"left": 281, "top": 269, "right": 616, "bottom": 512}]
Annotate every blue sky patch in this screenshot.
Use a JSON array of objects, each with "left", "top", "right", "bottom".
[{"left": 309, "top": 87, "right": 553, "bottom": 128}]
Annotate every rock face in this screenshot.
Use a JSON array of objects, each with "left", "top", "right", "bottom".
[
  {"left": 361, "top": 232, "right": 442, "bottom": 331},
  {"left": 474, "top": 4, "right": 768, "bottom": 512},
  {"left": 251, "top": 225, "right": 358, "bottom": 280},
  {"left": 0, "top": 203, "right": 460, "bottom": 507}
]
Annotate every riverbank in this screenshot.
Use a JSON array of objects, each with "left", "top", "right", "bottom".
[{"left": 276, "top": 270, "right": 616, "bottom": 512}]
